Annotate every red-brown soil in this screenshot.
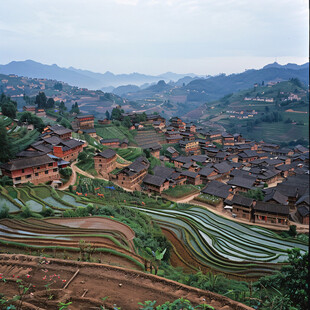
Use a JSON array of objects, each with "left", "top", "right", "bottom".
[
  {"left": 0, "top": 218, "right": 145, "bottom": 271},
  {"left": 0, "top": 254, "right": 254, "bottom": 310},
  {"left": 45, "top": 217, "right": 135, "bottom": 241}
]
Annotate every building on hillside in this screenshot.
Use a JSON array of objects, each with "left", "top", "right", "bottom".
[
  {"left": 295, "top": 195, "right": 309, "bottom": 225},
  {"left": 185, "top": 123, "right": 196, "bottom": 133},
  {"left": 98, "top": 118, "right": 111, "bottom": 125},
  {"left": 152, "top": 120, "right": 166, "bottom": 131},
  {"left": 173, "top": 156, "right": 192, "bottom": 168},
  {"left": 115, "top": 157, "right": 149, "bottom": 190},
  {"left": 141, "top": 142, "right": 162, "bottom": 159},
  {"left": 42, "top": 125, "right": 72, "bottom": 140},
  {"left": 80, "top": 128, "right": 97, "bottom": 138},
  {"left": 252, "top": 201, "right": 289, "bottom": 226},
  {"left": 201, "top": 180, "right": 233, "bottom": 201},
  {"left": 181, "top": 170, "right": 202, "bottom": 185},
  {"left": 29, "top": 136, "right": 84, "bottom": 161},
  {"left": 222, "top": 132, "right": 234, "bottom": 146},
  {"left": 166, "top": 132, "right": 183, "bottom": 144},
  {"left": 146, "top": 114, "right": 165, "bottom": 123},
  {"left": 100, "top": 138, "right": 120, "bottom": 148},
  {"left": 227, "top": 176, "right": 256, "bottom": 193},
  {"left": 170, "top": 117, "right": 186, "bottom": 131},
  {"left": 224, "top": 195, "right": 254, "bottom": 220},
  {"left": 36, "top": 109, "right": 46, "bottom": 117},
  {"left": 205, "top": 131, "right": 222, "bottom": 144},
  {"left": 94, "top": 149, "right": 117, "bottom": 177},
  {"left": 73, "top": 115, "right": 94, "bottom": 130},
  {"left": 23, "top": 106, "right": 36, "bottom": 113},
  {"left": 198, "top": 167, "right": 218, "bottom": 183},
  {"left": 166, "top": 146, "right": 179, "bottom": 159},
  {"left": 0, "top": 154, "right": 59, "bottom": 186},
  {"left": 142, "top": 174, "right": 170, "bottom": 193},
  {"left": 179, "top": 140, "right": 200, "bottom": 154}
]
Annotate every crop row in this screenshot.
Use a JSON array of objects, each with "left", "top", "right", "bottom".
[{"left": 130, "top": 205, "right": 308, "bottom": 277}]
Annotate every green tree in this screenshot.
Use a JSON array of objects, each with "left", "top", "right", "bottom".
[
  {"left": 105, "top": 110, "right": 110, "bottom": 120},
  {"left": 0, "top": 126, "right": 12, "bottom": 162},
  {"left": 111, "top": 107, "right": 122, "bottom": 120},
  {"left": 59, "top": 167, "right": 72, "bottom": 178},
  {"left": 70, "top": 102, "right": 80, "bottom": 114},
  {"left": 258, "top": 248, "right": 308, "bottom": 310},
  {"left": 19, "top": 112, "right": 45, "bottom": 132},
  {"left": 1, "top": 102, "right": 17, "bottom": 118},
  {"left": 122, "top": 116, "right": 132, "bottom": 128},
  {"left": 46, "top": 97, "right": 55, "bottom": 109},
  {"left": 35, "top": 92, "right": 47, "bottom": 109},
  {"left": 53, "top": 82, "right": 63, "bottom": 91}
]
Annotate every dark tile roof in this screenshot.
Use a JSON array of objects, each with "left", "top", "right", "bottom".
[
  {"left": 294, "top": 145, "right": 309, "bottom": 153},
  {"left": 227, "top": 176, "right": 256, "bottom": 189},
  {"left": 153, "top": 166, "right": 175, "bottom": 179},
  {"left": 297, "top": 205, "right": 309, "bottom": 217},
  {"left": 225, "top": 194, "right": 253, "bottom": 207},
  {"left": 222, "top": 132, "right": 233, "bottom": 138},
  {"left": 16, "top": 150, "right": 46, "bottom": 158},
  {"left": 119, "top": 160, "right": 148, "bottom": 177},
  {"left": 100, "top": 138, "right": 119, "bottom": 143},
  {"left": 166, "top": 146, "right": 178, "bottom": 154},
  {"left": 141, "top": 142, "right": 162, "bottom": 151},
  {"left": 296, "top": 194, "right": 309, "bottom": 206},
  {"left": 96, "top": 149, "right": 116, "bottom": 159},
  {"left": 191, "top": 155, "right": 209, "bottom": 162},
  {"left": 181, "top": 170, "right": 199, "bottom": 178},
  {"left": 201, "top": 181, "right": 231, "bottom": 199},
  {"left": 276, "top": 164, "right": 293, "bottom": 172},
  {"left": 253, "top": 201, "right": 290, "bottom": 215},
  {"left": 264, "top": 189, "right": 288, "bottom": 205},
  {"left": 238, "top": 150, "right": 258, "bottom": 158},
  {"left": 213, "top": 162, "right": 232, "bottom": 174},
  {"left": 82, "top": 128, "right": 96, "bottom": 134},
  {"left": 1, "top": 154, "right": 55, "bottom": 171},
  {"left": 76, "top": 115, "right": 94, "bottom": 119},
  {"left": 199, "top": 167, "right": 215, "bottom": 177},
  {"left": 49, "top": 124, "right": 72, "bottom": 135},
  {"left": 143, "top": 174, "right": 167, "bottom": 186},
  {"left": 174, "top": 156, "right": 192, "bottom": 164}
]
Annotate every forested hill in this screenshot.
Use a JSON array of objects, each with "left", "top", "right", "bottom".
[{"left": 184, "top": 65, "right": 309, "bottom": 102}]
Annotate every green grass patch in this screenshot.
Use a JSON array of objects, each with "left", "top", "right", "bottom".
[{"left": 163, "top": 185, "right": 199, "bottom": 199}]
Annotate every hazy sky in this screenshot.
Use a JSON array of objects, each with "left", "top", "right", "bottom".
[{"left": 0, "top": 0, "right": 308, "bottom": 75}]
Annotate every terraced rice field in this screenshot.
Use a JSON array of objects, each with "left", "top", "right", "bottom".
[
  {"left": 135, "top": 128, "right": 166, "bottom": 146},
  {"left": 0, "top": 185, "right": 88, "bottom": 214},
  {"left": 116, "top": 147, "right": 143, "bottom": 161},
  {"left": 130, "top": 206, "right": 308, "bottom": 278},
  {"left": 0, "top": 217, "right": 144, "bottom": 271}
]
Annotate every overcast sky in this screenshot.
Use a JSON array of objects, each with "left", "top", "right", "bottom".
[{"left": 0, "top": 0, "right": 308, "bottom": 75}]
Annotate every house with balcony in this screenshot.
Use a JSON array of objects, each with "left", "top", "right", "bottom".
[{"left": 1, "top": 154, "right": 59, "bottom": 186}]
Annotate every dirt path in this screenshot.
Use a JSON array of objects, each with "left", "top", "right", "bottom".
[
  {"left": 58, "top": 161, "right": 109, "bottom": 191},
  {"left": 0, "top": 254, "right": 254, "bottom": 310}
]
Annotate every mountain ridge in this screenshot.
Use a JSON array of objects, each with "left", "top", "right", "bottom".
[{"left": 0, "top": 60, "right": 201, "bottom": 89}]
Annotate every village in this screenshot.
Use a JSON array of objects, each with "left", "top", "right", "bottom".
[{"left": 1, "top": 106, "right": 309, "bottom": 230}]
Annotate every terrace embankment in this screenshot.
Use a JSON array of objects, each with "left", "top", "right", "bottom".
[
  {"left": 0, "top": 217, "right": 144, "bottom": 271},
  {"left": 162, "top": 227, "right": 274, "bottom": 282},
  {"left": 0, "top": 254, "right": 254, "bottom": 310}
]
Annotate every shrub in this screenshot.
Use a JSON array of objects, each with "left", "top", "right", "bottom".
[
  {"left": 59, "top": 167, "right": 72, "bottom": 178},
  {"left": 0, "top": 205, "right": 10, "bottom": 219},
  {"left": 40, "top": 206, "right": 55, "bottom": 217}
]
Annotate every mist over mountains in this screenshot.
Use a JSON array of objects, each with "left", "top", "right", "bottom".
[
  {"left": 0, "top": 60, "right": 308, "bottom": 102},
  {"left": 0, "top": 60, "right": 200, "bottom": 90}
]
